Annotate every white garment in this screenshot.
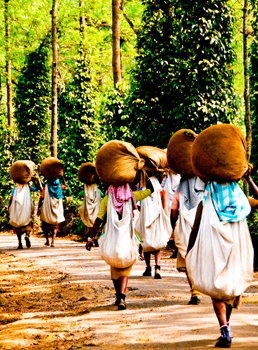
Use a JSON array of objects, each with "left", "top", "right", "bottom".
[
  {"left": 9, "top": 184, "right": 33, "bottom": 228},
  {"left": 135, "top": 176, "right": 172, "bottom": 252},
  {"left": 79, "top": 184, "right": 101, "bottom": 227},
  {"left": 186, "top": 190, "right": 254, "bottom": 300},
  {"left": 98, "top": 194, "right": 139, "bottom": 269},
  {"left": 163, "top": 173, "right": 181, "bottom": 217},
  {"left": 40, "top": 185, "right": 65, "bottom": 225}
]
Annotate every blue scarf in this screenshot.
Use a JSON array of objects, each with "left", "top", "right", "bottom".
[
  {"left": 47, "top": 179, "right": 63, "bottom": 199},
  {"left": 203, "top": 181, "right": 251, "bottom": 222}
]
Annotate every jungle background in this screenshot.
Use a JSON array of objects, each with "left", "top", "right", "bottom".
[{"left": 1, "top": 0, "right": 258, "bottom": 267}]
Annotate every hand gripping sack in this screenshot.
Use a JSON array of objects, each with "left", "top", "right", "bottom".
[
  {"left": 186, "top": 191, "right": 253, "bottom": 300},
  {"left": 40, "top": 157, "right": 64, "bottom": 180},
  {"left": 9, "top": 160, "right": 36, "bottom": 184},
  {"left": 192, "top": 124, "right": 248, "bottom": 182},
  {"left": 95, "top": 140, "right": 145, "bottom": 187},
  {"left": 79, "top": 183, "right": 101, "bottom": 227},
  {"left": 135, "top": 176, "right": 172, "bottom": 252},
  {"left": 78, "top": 162, "right": 99, "bottom": 185},
  {"left": 167, "top": 129, "right": 197, "bottom": 178},
  {"left": 136, "top": 146, "right": 169, "bottom": 176},
  {"left": 98, "top": 194, "right": 139, "bottom": 269}
]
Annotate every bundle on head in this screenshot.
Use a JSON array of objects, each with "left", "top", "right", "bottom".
[
  {"left": 167, "top": 129, "right": 198, "bottom": 178},
  {"left": 191, "top": 124, "right": 248, "bottom": 182},
  {"left": 9, "top": 160, "right": 36, "bottom": 184},
  {"left": 95, "top": 140, "right": 145, "bottom": 187},
  {"left": 136, "top": 146, "right": 169, "bottom": 178},
  {"left": 78, "top": 162, "right": 99, "bottom": 185},
  {"left": 39, "top": 157, "right": 64, "bottom": 180}
]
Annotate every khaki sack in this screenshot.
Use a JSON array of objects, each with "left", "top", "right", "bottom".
[
  {"left": 9, "top": 160, "right": 36, "bottom": 184},
  {"left": 40, "top": 157, "right": 64, "bottom": 180},
  {"left": 167, "top": 129, "right": 197, "bottom": 178},
  {"left": 136, "top": 146, "right": 169, "bottom": 176},
  {"left": 78, "top": 162, "right": 99, "bottom": 185},
  {"left": 95, "top": 140, "right": 145, "bottom": 187},
  {"left": 192, "top": 124, "right": 248, "bottom": 182}
]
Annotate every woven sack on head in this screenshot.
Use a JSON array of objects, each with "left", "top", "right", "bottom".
[
  {"left": 40, "top": 157, "right": 64, "bottom": 180},
  {"left": 136, "top": 146, "right": 169, "bottom": 177},
  {"left": 192, "top": 124, "right": 248, "bottom": 182},
  {"left": 95, "top": 140, "right": 145, "bottom": 187},
  {"left": 9, "top": 160, "right": 36, "bottom": 184},
  {"left": 167, "top": 129, "right": 197, "bottom": 178},
  {"left": 78, "top": 162, "right": 99, "bottom": 185}
]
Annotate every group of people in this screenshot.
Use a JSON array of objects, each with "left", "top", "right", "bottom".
[{"left": 7, "top": 127, "right": 258, "bottom": 348}]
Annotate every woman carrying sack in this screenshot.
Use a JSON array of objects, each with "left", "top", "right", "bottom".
[
  {"left": 86, "top": 175, "right": 153, "bottom": 310},
  {"left": 37, "top": 170, "right": 67, "bottom": 247}
]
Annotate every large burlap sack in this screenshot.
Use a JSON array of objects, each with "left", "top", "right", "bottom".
[
  {"left": 40, "top": 157, "right": 64, "bottom": 180},
  {"left": 192, "top": 124, "right": 248, "bottom": 182},
  {"left": 136, "top": 146, "right": 169, "bottom": 176},
  {"left": 167, "top": 129, "right": 197, "bottom": 178},
  {"left": 78, "top": 162, "right": 99, "bottom": 185},
  {"left": 95, "top": 140, "right": 145, "bottom": 187},
  {"left": 9, "top": 160, "right": 36, "bottom": 184}
]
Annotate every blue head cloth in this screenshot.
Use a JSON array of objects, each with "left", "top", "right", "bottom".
[{"left": 47, "top": 179, "right": 63, "bottom": 199}]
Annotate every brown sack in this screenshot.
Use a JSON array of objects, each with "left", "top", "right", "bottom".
[
  {"left": 9, "top": 160, "right": 36, "bottom": 184},
  {"left": 136, "top": 146, "right": 169, "bottom": 175},
  {"left": 191, "top": 124, "right": 248, "bottom": 182},
  {"left": 78, "top": 162, "right": 99, "bottom": 185},
  {"left": 167, "top": 129, "right": 197, "bottom": 178},
  {"left": 95, "top": 140, "right": 145, "bottom": 187},
  {"left": 39, "top": 157, "right": 64, "bottom": 180}
]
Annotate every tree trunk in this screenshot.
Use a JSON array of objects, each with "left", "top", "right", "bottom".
[
  {"left": 112, "top": 0, "right": 122, "bottom": 87},
  {"left": 243, "top": 0, "right": 251, "bottom": 196},
  {"left": 51, "top": 0, "right": 58, "bottom": 158},
  {"left": 4, "top": 0, "right": 13, "bottom": 127},
  {"left": 79, "top": 0, "right": 85, "bottom": 36}
]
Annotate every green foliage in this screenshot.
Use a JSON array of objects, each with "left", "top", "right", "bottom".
[
  {"left": 14, "top": 44, "right": 51, "bottom": 164},
  {"left": 247, "top": 211, "right": 258, "bottom": 270},
  {"left": 58, "top": 48, "right": 102, "bottom": 196},
  {"left": 0, "top": 127, "right": 17, "bottom": 230},
  {"left": 250, "top": 0, "right": 258, "bottom": 184},
  {"left": 124, "top": 0, "right": 238, "bottom": 147}
]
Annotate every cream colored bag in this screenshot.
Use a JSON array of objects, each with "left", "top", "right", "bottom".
[
  {"left": 186, "top": 191, "right": 254, "bottom": 300},
  {"left": 173, "top": 192, "right": 198, "bottom": 258},
  {"left": 9, "top": 184, "right": 33, "bottom": 228},
  {"left": 135, "top": 176, "right": 172, "bottom": 252},
  {"left": 79, "top": 184, "right": 101, "bottom": 227},
  {"left": 163, "top": 173, "right": 181, "bottom": 217},
  {"left": 98, "top": 194, "right": 139, "bottom": 269},
  {"left": 40, "top": 185, "right": 65, "bottom": 225}
]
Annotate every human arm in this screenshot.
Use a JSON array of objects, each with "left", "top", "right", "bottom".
[
  {"left": 86, "top": 218, "right": 103, "bottom": 251},
  {"left": 171, "top": 190, "right": 180, "bottom": 231},
  {"left": 37, "top": 188, "right": 45, "bottom": 216},
  {"left": 186, "top": 201, "right": 203, "bottom": 254},
  {"left": 242, "top": 165, "right": 258, "bottom": 199}
]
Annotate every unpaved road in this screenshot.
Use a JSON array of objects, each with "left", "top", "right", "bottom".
[{"left": 0, "top": 231, "right": 258, "bottom": 350}]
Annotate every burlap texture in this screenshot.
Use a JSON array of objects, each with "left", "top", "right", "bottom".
[
  {"left": 9, "top": 160, "right": 36, "bottom": 184},
  {"left": 191, "top": 124, "right": 248, "bottom": 182},
  {"left": 167, "top": 129, "right": 197, "bottom": 178},
  {"left": 39, "top": 157, "right": 64, "bottom": 180},
  {"left": 136, "top": 146, "right": 169, "bottom": 176},
  {"left": 78, "top": 162, "right": 99, "bottom": 184},
  {"left": 95, "top": 140, "right": 145, "bottom": 187}
]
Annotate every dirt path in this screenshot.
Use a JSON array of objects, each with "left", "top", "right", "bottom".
[{"left": 0, "top": 231, "right": 258, "bottom": 350}]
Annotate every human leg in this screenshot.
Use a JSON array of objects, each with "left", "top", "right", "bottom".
[
  {"left": 154, "top": 250, "right": 162, "bottom": 279},
  {"left": 143, "top": 252, "right": 152, "bottom": 276},
  {"left": 51, "top": 228, "right": 58, "bottom": 247},
  {"left": 117, "top": 276, "right": 128, "bottom": 310},
  {"left": 25, "top": 231, "right": 31, "bottom": 248},
  {"left": 213, "top": 300, "right": 231, "bottom": 348},
  {"left": 186, "top": 270, "right": 200, "bottom": 305},
  {"left": 16, "top": 232, "right": 23, "bottom": 249}
]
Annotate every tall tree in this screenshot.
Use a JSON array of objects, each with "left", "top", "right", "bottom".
[
  {"left": 79, "top": 0, "right": 85, "bottom": 36},
  {"left": 4, "top": 0, "right": 13, "bottom": 127},
  {"left": 125, "top": 0, "right": 237, "bottom": 147},
  {"left": 51, "top": 0, "right": 58, "bottom": 157},
  {"left": 112, "top": 0, "right": 122, "bottom": 86}
]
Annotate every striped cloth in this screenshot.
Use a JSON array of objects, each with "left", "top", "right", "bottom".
[{"left": 203, "top": 181, "right": 251, "bottom": 222}]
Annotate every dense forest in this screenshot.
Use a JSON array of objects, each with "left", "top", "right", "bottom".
[{"left": 1, "top": 0, "right": 258, "bottom": 253}]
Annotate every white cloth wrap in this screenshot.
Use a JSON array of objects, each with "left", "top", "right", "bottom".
[
  {"left": 79, "top": 184, "right": 101, "bottom": 227},
  {"left": 40, "top": 184, "right": 65, "bottom": 225},
  {"left": 9, "top": 184, "right": 33, "bottom": 228}
]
